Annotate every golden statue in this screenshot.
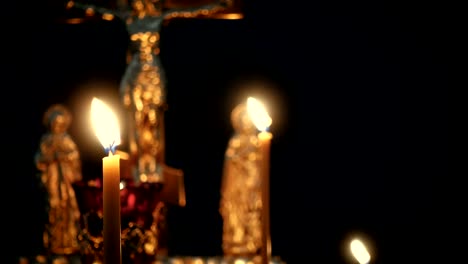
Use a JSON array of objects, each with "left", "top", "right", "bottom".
[
  {"left": 34, "top": 104, "right": 82, "bottom": 257},
  {"left": 67, "top": 0, "right": 233, "bottom": 184},
  {"left": 220, "top": 102, "right": 263, "bottom": 257}
]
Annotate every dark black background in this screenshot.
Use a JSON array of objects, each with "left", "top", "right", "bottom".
[{"left": 5, "top": 0, "right": 449, "bottom": 263}]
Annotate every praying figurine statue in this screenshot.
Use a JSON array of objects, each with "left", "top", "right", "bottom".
[
  {"left": 220, "top": 102, "right": 263, "bottom": 257},
  {"left": 67, "top": 0, "right": 232, "bottom": 184},
  {"left": 34, "top": 104, "right": 82, "bottom": 258}
]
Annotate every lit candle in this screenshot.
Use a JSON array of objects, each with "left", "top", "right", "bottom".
[
  {"left": 91, "top": 97, "right": 122, "bottom": 264},
  {"left": 247, "top": 97, "right": 273, "bottom": 264},
  {"left": 350, "top": 238, "right": 371, "bottom": 264}
]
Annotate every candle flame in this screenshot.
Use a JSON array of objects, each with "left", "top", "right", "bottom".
[
  {"left": 350, "top": 239, "right": 371, "bottom": 264},
  {"left": 246, "top": 97, "right": 272, "bottom": 131},
  {"left": 91, "top": 97, "right": 121, "bottom": 154}
]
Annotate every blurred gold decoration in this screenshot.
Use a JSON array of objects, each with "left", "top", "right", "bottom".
[
  {"left": 62, "top": 0, "right": 243, "bottom": 23},
  {"left": 164, "top": 0, "right": 244, "bottom": 19},
  {"left": 159, "top": 164, "right": 186, "bottom": 206},
  {"left": 65, "top": 0, "right": 239, "bottom": 257},
  {"left": 66, "top": 0, "right": 233, "bottom": 185},
  {"left": 34, "top": 104, "right": 83, "bottom": 257},
  {"left": 219, "top": 101, "right": 263, "bottom": 257},
  {"left": 77, "top": 211, "right": 104, "bottom": 264}
]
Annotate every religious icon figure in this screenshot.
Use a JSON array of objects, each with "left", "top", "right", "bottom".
[
  {"left": 67, "top": 0, "right": 232, "bottom": 184},
  {"left": 34, "top": 104, "right": 82, "bottom": 257},
  {"left": 219, "top": 102, "right": 263, "bottom": 257}
]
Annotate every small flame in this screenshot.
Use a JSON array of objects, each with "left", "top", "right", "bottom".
[
  {"left": 350, "top": 239, "right": 371, "bottom": 264},
  {"left": 233, "top": 259, "right": 246, "bottom": 264},
  {"left": 90, "top": 97, "right": 121, "bottom": 154},
  {"left": 246, "top": 97, "right": 272, "bottom": 131}
]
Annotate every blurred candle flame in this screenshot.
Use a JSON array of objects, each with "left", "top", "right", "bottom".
[
  {"left": 246, "top": 97, "right": 272, "bottom": 131},
  {"left": 350, "top": 239, "right": 371, "bottom": 264},
  {"left": 91, "top": 97, "right": 121, "bottom": 154}
]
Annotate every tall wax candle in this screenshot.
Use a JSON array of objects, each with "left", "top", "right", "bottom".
[
  {"left": 259, "top": 131, "right": 272, "bottom": 264},
  {"left": 103, "top": 153, "right": 121, "bottom": 264},
  {"left": 91, "top": 97, "right": 122, "bottom": 264},
  {"left": 246, "top": 96, "right": 273, "bottom": 264}
]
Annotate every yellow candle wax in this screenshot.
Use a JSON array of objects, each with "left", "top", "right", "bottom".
[
  {"left": 91, "top": 97, "right": 122, "bottom": 264},
  {"left": 259, "top": 131, "right": 272, "bottom": 264},
  {"left": 103, "top": 153, "right": 121, "bottom": 264}
]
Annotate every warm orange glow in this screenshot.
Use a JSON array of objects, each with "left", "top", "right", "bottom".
[
  {"left": 90, "top": 97, "right": 121, "bottom": 151},
  {"left": 213, "top": 13, "right": 244, "bottom": 19},
  {"left": 65, "top": 18, "right": 86, "bottom": 24},
  {"left": 102, "top": 13, "right": 115, "bottom": 21},
  {"left": 115, "top": 150, "right": 130, "bottom": 160},
  {"left": 66, "top": 1, "right": 74, "bottom": 9},
  {"left": 85, "top": 8, "right": 95, "bottom": 16},
  {"left": 233, "top": 259, "right": 247, "bottom": 264},
  {"left": 350, "top": 239, "right": 371, "bottom": 264},
  {"left": 246, "top": 97, "right": 272, "bottom": 131}
]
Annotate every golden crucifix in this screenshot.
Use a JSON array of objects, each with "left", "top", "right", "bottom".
[{"left": 67, "top": 0, "right": 234, "bottom": 186}]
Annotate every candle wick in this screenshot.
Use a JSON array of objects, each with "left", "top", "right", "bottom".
[{"left": 105, "top": 141, "right": 117, "bottom": 155}]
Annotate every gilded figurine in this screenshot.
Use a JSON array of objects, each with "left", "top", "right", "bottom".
[
  {"left": 67, "top": 0, "right": 232, "bottom": 184},
  {"left": 220, "top": 102, "right": 263, "bottom": 257},
  {"left": 34, "top": 104, "right": 82, "bottom": 257}
]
